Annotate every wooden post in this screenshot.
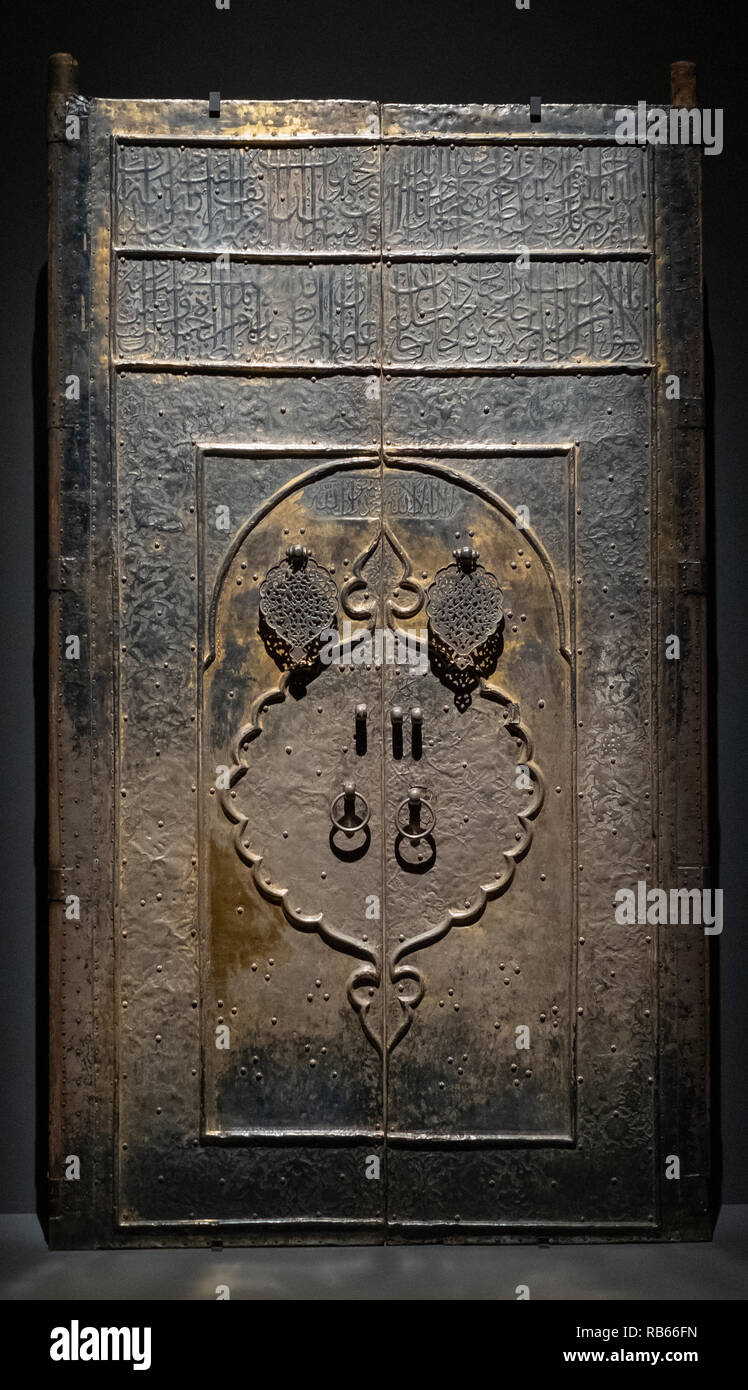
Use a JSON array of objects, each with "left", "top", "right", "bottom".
[
  {"left": 670, "top": 60, "right": 696, "bottom": 109},
  {"left": 48, "top": 52, "right": 78, "bottom": 97}
]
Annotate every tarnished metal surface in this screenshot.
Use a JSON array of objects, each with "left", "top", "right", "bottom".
[{"left": 48, "top": 70, "right": 711, "bottom": 1246}]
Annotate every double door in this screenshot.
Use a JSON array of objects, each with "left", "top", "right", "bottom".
[{"left": 48, "top": 79, "right": 710, "bottom": 1243}]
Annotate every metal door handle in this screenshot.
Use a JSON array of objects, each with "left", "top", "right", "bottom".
[
  {"left": 391, "top": 705, "right": 404, "bottom": 758},
  {"left": 330, "top": 781, "right": 371, "bottom": 836},
  {"left": 395, "top": 787, "right": 436, "bottom": 842},
  {"left": 355, "top": 702, "right": 368, "bottom": 755},
  {"left": 410, "top": 706, "right": 423, "bottom": 759}
]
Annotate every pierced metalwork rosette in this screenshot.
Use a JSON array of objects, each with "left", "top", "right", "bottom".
[
  {"left": 259, "top": 545, "right": 338, "bottom": 667},
  {"left": 426, "top": 545, "right": 504, "bottom": 669}
]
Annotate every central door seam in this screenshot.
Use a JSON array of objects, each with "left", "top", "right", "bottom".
[{"left": 376, "top": 110, "right": 390, "bottom": 1233}]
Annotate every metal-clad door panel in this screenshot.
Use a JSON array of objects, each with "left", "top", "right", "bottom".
[
  {"left": 378, "top": 463, "right": 574, "bottom": 1147},
  {"left": 202, "top": 474, "right": 387, "bottom": 1141}
]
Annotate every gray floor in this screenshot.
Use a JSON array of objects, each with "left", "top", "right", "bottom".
[{"left": 1, "top": 1208, "right": 748, "bottom": 1300}]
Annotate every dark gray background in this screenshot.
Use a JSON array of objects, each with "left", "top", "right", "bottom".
[{"left": 0, "top": 0, "right": 745, "bottom": 1216}]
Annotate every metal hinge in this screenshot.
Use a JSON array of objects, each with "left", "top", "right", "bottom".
[
  {"left": 675, "top": 865, "right": 710, "bottom": 898},
  {"left": 679, "top": 396, "right": 705, "bottom": 430},
  {"left": 676, "top": 865, "right": 707, "bottom": 881},
  {"left": 48, "top": 866, "right": 70, "bottom": 902},
  {"left": 679, "top": 559, "right": 707, "bottom": 595},
  {"left": 48, "top": 555, "right": 77, "bottom": 591},
  {"left": 47, "top": 1177, "right": 64, "bottom": 1209}
]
